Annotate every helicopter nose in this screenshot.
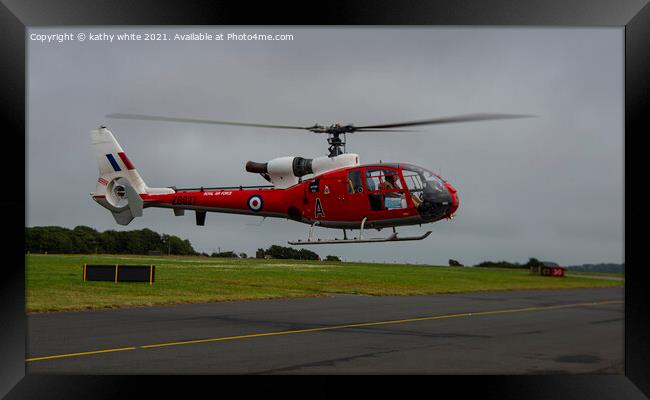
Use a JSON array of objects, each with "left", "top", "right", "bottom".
[{"left": 445, "top": 181, "right": 459, "bottom": 217}]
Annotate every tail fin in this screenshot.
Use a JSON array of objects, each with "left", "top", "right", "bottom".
[
  {"left": 92, "top": 126, "right": 147, "bottom": 194},
  {"left": 90, "top": 126, "right": 173, "bottom": 225}
]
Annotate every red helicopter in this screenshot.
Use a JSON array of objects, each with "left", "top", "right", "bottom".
[{"left": 91, "top": 113, "right": 530, "bottom": 244}]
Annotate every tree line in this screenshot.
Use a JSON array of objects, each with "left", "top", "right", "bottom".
[
  {"left": 565, "top": 263, "right": 624, "bottom": 274},
  {"left": 474, "top": 258, "right": 545, "bottom": 269},
  {"left": 25, "top": 226, "right": 339, "bottom": 261},
  {"left": 256, "top": 245, "right": 320, "bottom": 260},
  {"left": 26, "top": 226, "right": 196, "bottom": 255}
]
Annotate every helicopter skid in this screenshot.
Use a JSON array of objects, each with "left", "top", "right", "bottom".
[{"left": 288, "top": 230, "right": 431, "bottom": 245}]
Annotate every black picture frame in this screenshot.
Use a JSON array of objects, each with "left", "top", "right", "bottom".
[{"left": 2, "top": 0, "right": 647, "bottom": 398}]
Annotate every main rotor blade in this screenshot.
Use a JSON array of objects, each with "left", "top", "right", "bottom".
[
  {"left": 106, "top": 113, "right": 309, "bottom": 130},
  {"left": 356, "top": 113, "right": 535, "bottom": 130},
  {"left": 354, "top": 129, "right": 419, "bottom": 132}
]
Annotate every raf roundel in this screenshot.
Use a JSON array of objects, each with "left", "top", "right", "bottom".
[{"left": 247, "top": 195, "right": 263, "bottom": 212}]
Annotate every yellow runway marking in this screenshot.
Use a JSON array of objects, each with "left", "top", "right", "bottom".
[
  {"left": 26, "top": 299, "right": 622, "bottom": 363},
  {"left": 26, "top": 347, "right": 137, "bottom": 362}
]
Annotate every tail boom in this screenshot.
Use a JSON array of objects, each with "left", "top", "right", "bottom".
[{"left": 139, "top": 187, "right": 292, "bottom": 220}]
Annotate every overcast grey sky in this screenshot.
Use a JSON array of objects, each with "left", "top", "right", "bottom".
[{"left": 27, "top": 27, "right": 623, "bottom": 265}]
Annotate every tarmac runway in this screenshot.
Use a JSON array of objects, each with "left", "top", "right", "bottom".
[{"left": 26, "top": 287, "right": 623, "bottom": 374}]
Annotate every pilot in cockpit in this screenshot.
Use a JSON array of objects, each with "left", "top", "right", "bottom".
[{"left": 379, "top": 174, "right": 396, "bottom": 191}]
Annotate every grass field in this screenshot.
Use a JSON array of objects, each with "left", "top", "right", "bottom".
[{"left": 26, "top": 254, "right": 623, "bottom": 313}]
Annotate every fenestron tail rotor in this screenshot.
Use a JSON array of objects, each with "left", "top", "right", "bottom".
[{"left": 106, "top": 112, "right": 535, "bottom": 156}]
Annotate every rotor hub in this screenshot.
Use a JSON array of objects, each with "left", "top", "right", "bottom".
[{"left": 326, "top": 133, "right": 346, "bottom": 157}]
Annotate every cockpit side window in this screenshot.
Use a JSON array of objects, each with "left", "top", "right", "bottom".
[
  {"left": 402, "top": 168, "right": 425, "bottom": 207},
  {"left": 347, "top": 169, "right": 363, "bottom": 194},
  {"left": 401, "top": 164, "right": 450, "bottom": 208},
  {"left": 365, "top": 169, "right": 379, "bottom": 191},
  {"left": 365, "top": 168, "right": 402, "bottom": 191},
  {"left": 402, "top": 170, "right": 424, "bottom": 192},
  {"left": 365, "top": 167, "right": 407, "bottom": 210}
]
